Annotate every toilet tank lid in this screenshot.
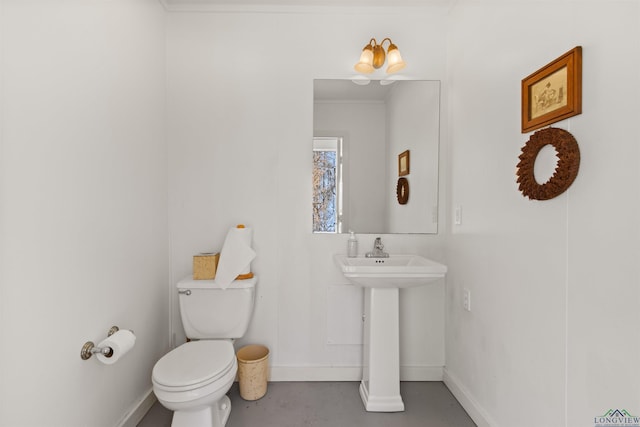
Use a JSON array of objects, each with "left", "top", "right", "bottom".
[{"left": 177, "top": 275, "right": 257, "bottom": 289}]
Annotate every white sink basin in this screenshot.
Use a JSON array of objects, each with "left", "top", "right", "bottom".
[{"left": 334, "top": 254, "right": 447, "bottom": 288}]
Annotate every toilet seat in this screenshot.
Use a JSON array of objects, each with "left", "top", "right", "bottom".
[{"left": 152, "top": 340, "right": 236, "bottom": 392}]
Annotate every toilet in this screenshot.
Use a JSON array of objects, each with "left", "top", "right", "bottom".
[{"left": 152, "top": 276, "right": 258, "bottom": 427}]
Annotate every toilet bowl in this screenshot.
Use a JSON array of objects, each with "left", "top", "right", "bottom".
[
  {"left": 151, "top": 276, "right": 257, "bottom": 427},
  {"left": 153, "top": 340, "right": 237, "bottom": 427}
]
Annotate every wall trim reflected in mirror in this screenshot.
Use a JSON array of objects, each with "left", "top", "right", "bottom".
[{"left": 312, "top": 79, "right": 441, "bottom": 234}]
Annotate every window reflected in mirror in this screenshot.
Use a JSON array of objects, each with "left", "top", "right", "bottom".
[{"left": 312, "top": 137, "right": 343, "bottom": 233}]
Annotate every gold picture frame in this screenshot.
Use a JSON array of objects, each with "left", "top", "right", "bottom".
[
  {"left": 398, "top": 150, "right": 410, "bottom": 176},
  {"left": 521, "top": 46, "right": 582, "bottom": 133}
]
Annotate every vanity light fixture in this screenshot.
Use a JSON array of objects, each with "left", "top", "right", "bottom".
[{"left": 354, "top": 38, "right": 406, "bottom": 75}]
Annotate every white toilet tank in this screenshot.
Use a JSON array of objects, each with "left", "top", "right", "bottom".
[{"left": 177, "top": 276, "right": 257, "bottom": 339}]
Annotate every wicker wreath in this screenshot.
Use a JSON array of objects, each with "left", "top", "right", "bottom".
[
  {"left": 516, "top": 127, "right": 580, "bottom": 200},
  {"left": 396, "top": 177, "right": 409, "bottom": 205}
]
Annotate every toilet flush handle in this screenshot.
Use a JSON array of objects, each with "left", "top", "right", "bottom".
[{"left": 178, "top": 289, "right": 191, "bottom": 296}]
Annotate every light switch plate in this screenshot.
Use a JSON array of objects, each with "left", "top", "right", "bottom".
[{"left": 463, "top": 288, "right": 471, "bottom": 311}]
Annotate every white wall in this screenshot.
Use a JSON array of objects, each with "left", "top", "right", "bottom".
[
  {"left": 0, "top": 1, "right": 168, "bottom": 426},
  {"left": 444, "top": 1, "right": 640, "bottom": 426},
  {"left": 166, "top": 8, "right": 449, "bottom": 380}
]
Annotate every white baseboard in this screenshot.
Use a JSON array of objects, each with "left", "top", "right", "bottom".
[
  {"left": 269, "top": 365, "right": 443, "bottom": 382},
  {"left": 119, "top": 388, "right": 157, "bottom": 427},
  {"left": 443, "top": 368, "right": 496, "bottom": 427}
]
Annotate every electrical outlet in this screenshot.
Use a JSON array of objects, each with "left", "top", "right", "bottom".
[
  {"left": 454, "top": 206, "right": 462, "bottom": 225},
  {"left": 463, "top": 288, "right": 471, "bottom": 312}
]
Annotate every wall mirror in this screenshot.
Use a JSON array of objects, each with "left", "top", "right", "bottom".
[{"left": 313, "top": 79, "right": 440, "bottom": 234}]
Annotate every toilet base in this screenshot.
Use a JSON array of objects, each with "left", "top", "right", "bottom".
[{"left": 171, "top": 395, "right": 231, "bottom": 427}]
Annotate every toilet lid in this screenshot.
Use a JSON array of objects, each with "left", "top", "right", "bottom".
[{"left": 152, "top": 341, "right": 236, "bottom": 389}]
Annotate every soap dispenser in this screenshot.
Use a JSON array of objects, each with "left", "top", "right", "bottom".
[{"left": 347, "top": 231, "right": 358, "bottom": 258}]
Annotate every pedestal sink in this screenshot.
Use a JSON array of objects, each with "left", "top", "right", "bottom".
[{"left": 334, "top": 254, "right": 447, "bottom": 412}]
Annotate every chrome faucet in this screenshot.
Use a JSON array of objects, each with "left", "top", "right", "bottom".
[{"left": 365, "top": 237, "right": 389, "bottom": 258}]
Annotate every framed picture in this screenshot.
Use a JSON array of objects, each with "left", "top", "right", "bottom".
[
  {"left": 398, "top": 150, "right": 410, "bottom": 176},
  {"left": 521, "top": 46, "right": 582, "bottom": 133}
]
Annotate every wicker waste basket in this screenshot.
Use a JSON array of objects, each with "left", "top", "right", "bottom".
[{"left": 236, "top": 344, "right": 269, "bottom": 400}]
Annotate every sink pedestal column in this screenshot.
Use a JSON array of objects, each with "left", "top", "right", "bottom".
[{"left": 360, "top": 287, "right": 405, "bottom": 412}]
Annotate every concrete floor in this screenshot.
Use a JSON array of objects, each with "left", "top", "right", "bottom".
[{"left": 138, "top": 381, "right": 476, "bottom": 427}]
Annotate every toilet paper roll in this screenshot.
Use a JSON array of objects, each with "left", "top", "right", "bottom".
[
  {"left": 215, "top": 225, "right": 256, "bottom": 290},
  {"left": 96, "top": 329, "right": 136, "bottom": 365}
]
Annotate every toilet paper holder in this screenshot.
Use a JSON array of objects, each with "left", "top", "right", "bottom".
[{"left": 81, "top": 326, "right": 121, "bottom": 360}]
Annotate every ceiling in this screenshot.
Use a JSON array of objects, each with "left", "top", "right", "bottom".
[{"left": 161, "top": 0, "right": 453, "bottom": 9}]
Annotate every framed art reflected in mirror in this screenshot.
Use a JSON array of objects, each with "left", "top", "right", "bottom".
[
  {"left": 398, "top": 150, "right": 410, "bottom": 176},
  {"left": 396, "top": 177, "right": 409, "bottom": 205}
]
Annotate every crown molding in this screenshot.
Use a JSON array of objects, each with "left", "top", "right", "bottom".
[{"left": 159, "top": 0, "right": 452, "bottom": 13}]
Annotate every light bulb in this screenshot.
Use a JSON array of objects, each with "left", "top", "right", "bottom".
[
  {"left": 386, "top": 44, "right": 406, "bottom": 74},
  {"left": 354, "top": 46, "right": 375, "bottom": 74}
]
